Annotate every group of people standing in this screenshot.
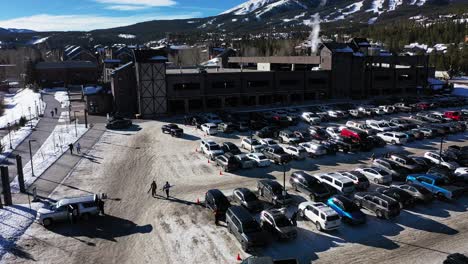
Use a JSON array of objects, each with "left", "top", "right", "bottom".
[{"left": 148, "top": 181, "right": 173, "bottom": 199}]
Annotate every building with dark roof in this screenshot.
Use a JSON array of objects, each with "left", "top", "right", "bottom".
[{"left": 35, "top": 61, "right": 98, "bottom": 87}]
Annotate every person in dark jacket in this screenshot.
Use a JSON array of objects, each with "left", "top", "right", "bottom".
[
  {"left": 68, "top": 143, "right": 74, "bottom": 155},
  {"left": 162, "top": 182, "right": 171, "bottom": 199},
  {"left": 98, "top": 199, "right": 105, "bottom": 215},
  {"left": 148, "top": 181, "right": 157, "bottom": 197},
  {"left": 214, "top": 210, "right": 221, "bottom": 226}
]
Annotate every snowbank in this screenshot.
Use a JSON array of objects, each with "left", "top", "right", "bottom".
[
  {"left": 10, "top": 123, "right": 89, "bottom": 192},
  {"left": 0, "top": 89, "right": 44, "bottom": 129},
  {"left": 452, "top": 84, "right": 468, "bottom": 97},
  {"left": 0, "top": 203, "right": 43, "bottom": 260},
  {"left": 0, "top": 119, "right": 39, "bottom": 163},
  {"left": 54, "top": 91, "right": 70, "bottom": 109}
]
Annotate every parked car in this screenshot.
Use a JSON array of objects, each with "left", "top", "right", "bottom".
[
  {"left": 203, "top": 113, "right": 223, "bottom": 124},
  {"left": 215, "top": 153, "right": 240, "bottom": 172},
  {"left": 283, "top": 145, "right": 308, "bottom": 160},
  {"left": 445, "top": 111, "right": 462, "bottom": 121},
  {"left": 226, "top": 206, "right": 265, "bottom": 252},
  {"left": 386, "top": 154, "right": 423, "bottom": 173},
  {"left": 355, "top": 167, "right": 392, "bottom": 185},
  {"left": 314, "top": 173, "right": 355, "bottom": 196},
  {"left": 38, "top": 194, "right": 101, "bottom": 226},
  {"left": 200, "top": 139, "right": 224, "bottom": 160},
  {"left": 278, "top": 130, "right": 301, "bottom": 144},
  {"left": 260, "top": 209, "right": 297, "bottom": 240},
  {"left": 373, "top": 159, "right": 411, "bottom": 181},
  {"left": 161, "top": 123, "right": 184, "bottom": 137},
  {"left": 106, "top": 117, "right": 132, "bottom": 129},
  {"left": 394, "top": 103, "right": 414, "bottom": 112},
  {"left": 235, "top": 154, "right": 257, "bottom": 169},
  {"left": 325, "top": 126, "right": 342, "bottom": 139},
  {"left": 406, "top": 174, "right": 465, "bottom": 200},
  {"left": 424, "top": 152, "right": 459, "bottom": 170},
  {"left": 201, "top": 123, "right": 218, "bottom": 135},
  {"left": 301, "top": 112, "right": 321, "bottom": 124},
  {"left": 293, "top": 130, "right": 312, "bottom": 143},
  {"left": 390, "top": 184, "right": 433, "bottom": 203},
  {"left": 376, "top": 132, "right": 408, "bottom": 145},
  {"left": 290, "top": 171, "right": 331, "bottom": 201},
  {"left": 246, "top": 153, "right": 271, "bottom": 167},
  {"left": 366, "top": 120, "right": 392, "bottom": 132},
  {"left": 298, "top": 202, "right": 341, "bottom": 231},
  {"left": 330, "top": 136, "right": 360, "bottom": 153},
  {"left": 299, "top": 142, "right": 327, "bottom": 157},
  {"left": 390, "top": 118, "right": 417, "bottom": 130},
  {"left": 259, "top": 138, "right": 279, "bottom": 148},
  {"left": 367, "top": 135, "right": 387, "bottom": 148},
  {"left": 309, "top": 126, "right": 329, "bottom": 141},
  {"left": 241, "top": 137, "right": 265, "bottom": 152},
  {"left": 221, "top": 142, "right": 241, "bottom": 155},
  {"left": 257, "top": 180, "right": 291, "bottom": 206},
  {"left": 327, "top": 195, "right": 366, "bottom": 224},
  {"left": 262, "top": 146, "right": 291, "bottom": 164},
  {"left": 353, "top": 192, "right": 400, "bottom": 219},
  {"left": 233, "top": 188, "right": 263, "bottom": 212},
  {"left": 218, "top": 122, "right": 236, "bottom": 133},
  {"left": 255, "top": 126, "right": 278, "bottom": 138},
  {"left": 341, "top": 127, "right": 369, "bottom": 143},
  {"left": 339, "top": 171, "right": 370, "bottom": 190},
  {"left": 205, "top": 189, "right": 231, "bottom": 214},
  {"left": 345, "top": 121, "right": 376, "bottom": 135},
  {"left": 376, "top": 186, "right": 415, "bottom": 208}
]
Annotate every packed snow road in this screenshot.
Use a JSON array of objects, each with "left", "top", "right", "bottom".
[{"left": 2, "top": 120, "right": 468, "bottom": 264}]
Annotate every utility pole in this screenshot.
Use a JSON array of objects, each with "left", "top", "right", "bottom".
[
  {"left": 29, "top": 140, "right": 36, "bottom": 177},
  {"left": 73, "top": 111, "right": 79, "bottom": 137}
]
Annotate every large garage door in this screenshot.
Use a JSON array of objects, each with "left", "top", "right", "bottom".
[{"left": 138, "top": 62, "right": 167, "bottom": 117}]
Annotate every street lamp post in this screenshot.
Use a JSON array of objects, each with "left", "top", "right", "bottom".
[
  {"left": 281, "top": 162, "right": 288, "bottom": 204},
  {"left": 34, "top": 101, "right": 38, "bottom": 120},
  {"left": 73, "top": 111, "right": 79, "bottom": 137},
  {"left": 439, "top": 136, "right": 445, "bottom": 166},
  {"left": 7, "top": 122, "right": 12, "bottom": 149},
  {"left": 28, "top": 140, "right": 36, "bottom": 177},
  {"left": 28, "top": 106, "right": 32, "bottom": 128}
]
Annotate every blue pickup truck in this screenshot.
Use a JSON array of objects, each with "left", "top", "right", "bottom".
[{"left": 406, "top": 174, "right": 465, "bottom": 200}]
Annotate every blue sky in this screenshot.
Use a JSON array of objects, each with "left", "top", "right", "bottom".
[{"left": 0, "top": 0, "right": 246, "bottom": 31}]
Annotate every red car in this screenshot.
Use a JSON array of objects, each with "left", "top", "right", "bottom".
[
  {"left": 341, "top": 128, "right": 368, "bottom": 142},
  {"left": 444, "top": 111, "right": 462, "bottom": 121},
  {"left": 416, "top": 102, "right": 430, "bottom": 110}
]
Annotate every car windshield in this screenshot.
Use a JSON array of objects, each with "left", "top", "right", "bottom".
[
  {"left": 388, "top": 202, "right": 399, "bottom": 211},
  {"left": 274, "top": 148, "right": 285, "bottom": 154},
  {"left": 341, "top": 199, "right": 360, "bottom": 212},
  {"left": 238, "top": 156, "right": 249, "bottom": 162},
  {"left": 396, "top": 135, "right": 406, "bottom": 139},
  {"left": 343, "top": 182, "right": 354, "bottom": 188},
  {"left": 275, "top": 216, "right": 291, "bottom": 227},
  {"left": 243, "top": 220, "right": 261, "bottom": 233},
  {"left": 413, "top": 185, "right": 431, "bottom": 194},
  {"left": 298, "top": 148, "right": 307, "bottom": 153},
  {"left": 257, "top": 154, "right": 267, "bottom": 160},
  {"left": 251, "top": 140, "right": 261, "bottom": 146},
  {"left": 210, "top": 145, "right": 221, "bottom": 151},
  {"left": 243, "top": 192, "right": 257, "bottom": 202},
  {"left": 379, "top": 123, "right": 390, "bottom": 128}
]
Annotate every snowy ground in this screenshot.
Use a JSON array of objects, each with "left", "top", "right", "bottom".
[
  {"left": 10, "top": 123, "right": 88, "bottom": 192},
  {"left": 0, "top": 89, "right": 45, "bottom": 129},
  {"left": 54, "top": 91, "right": 69, "bottom": 109},
  {"left": 0, "top": 119, "right": 39, "bottom": 163},
  {"left": 0, "top": 203, "right": 44, "bottom": 260}
]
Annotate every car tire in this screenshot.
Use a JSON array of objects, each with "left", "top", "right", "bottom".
[
  {"left": 310, "top": 194, "right": 315, "bottom": 201},
  {"left": 436, "top": 192, "right": 445, "bottom": 200},
  {"left": 391, "top": 140, "right": 396, "bottom": 145},
  {"left": 279, "top": 138, "right": 283, "bottom": 143},
  {"left": 293, "top": 184, "right": 298, "bottom": 192},
  {"left": 374, "top": 178, "right": 379, "bottom": 184},
  {"left": 42, "top": 218, "right": 53, "bottom": 227},
  {"left": 299, "top": 209, "right": 305, "bottom": 219},
  {"left": 316, "top": 221, "right": 322, "bottom": 231},
  {"left": 82, "top": 213, "right": 90, "bottom": 221},
  {"left": 376, "top": 210, "right": 383, "bottom": 218},
  {"left": 355, "top": 200, "right": 361, "bottom": 207}
]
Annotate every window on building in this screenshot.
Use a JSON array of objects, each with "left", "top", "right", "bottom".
[
  {"left": 398, "top": 74, "right": 412, "bottom": 81},
  {"left": 309, "top": 78, "right": 327, "bottom": 85},
  {"left": 248, "top": 81, "right": 269, "bottom": 88},
  {"left": 374, "top": 76, "right": 390, "bottom": 81},
  {"left": 173, "top": 83, "right": 200, "bottom": 90},
  {"left": 211, "top": 81, "right": 235, "bottom": 89},
  {"left": 279, "top": 80, "right": 300, "bottom": 86}
]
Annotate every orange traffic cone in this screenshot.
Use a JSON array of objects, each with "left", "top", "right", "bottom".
[
  {"left": 207, "top": 159, "right": 210, "bottom": 164},
  {"left": 219, "top": 170, "right": 223, "bottom": 176},
  {"left": 195, "top": 148, "right": 198, "bottom": 153},
  {"left": 236, "top": 253, "right": 242, "bottom": 261},
  {"left": 196, "top": 198, "right": 200, "bottom": 204}
]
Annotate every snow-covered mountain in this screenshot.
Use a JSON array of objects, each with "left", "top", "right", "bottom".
[
  {"left": 0, "top": 27, "right": 35, "bottom": 35},
  {"left": 220, "top": 0, "right": 451, "bottom": 25}
]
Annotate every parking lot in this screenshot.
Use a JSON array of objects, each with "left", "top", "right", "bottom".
[{"left": 4, "top": 97, "right": 468, "bottom": 264}]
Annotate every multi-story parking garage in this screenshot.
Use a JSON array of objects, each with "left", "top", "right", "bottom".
[{"left": 111, "top": 40, "right": 433, "bottom": 118}]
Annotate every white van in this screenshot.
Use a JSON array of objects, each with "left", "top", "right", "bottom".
[
  {"left": 314, "top": 173, "right": 355, "bottom": 195},
  {"left": 38, "top": 195, "right": 101, "bottom": 226}
]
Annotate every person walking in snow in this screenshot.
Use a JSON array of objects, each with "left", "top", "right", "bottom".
[
  {"left": 68, "top": 143, "right": 74, "bottom": 155},
  {"left": 371, "top": 153, "right": 376, "bottom": 162},
  {"left": 148, "top": 181, "right": 157, "bottom": 197},
  {"left": 54, "top": 107, "right": 58, "bottom": 115},
  {"left": 76, "top": 142, "right": 81, "bottom": 154},
  {"left": 162, "top": 181, "right": 172, "bottom": 199},
  {"left": 50, "top": 110, "right": 54, "bottom": 118}
]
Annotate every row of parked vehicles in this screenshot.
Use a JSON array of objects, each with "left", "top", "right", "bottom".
[{"left": 203, "top": 145, "right": 468, "bottom": 253}]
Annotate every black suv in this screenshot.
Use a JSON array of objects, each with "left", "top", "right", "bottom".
[
  {"left": 205, "top": 189, "right": 231, "bottom": 215},
  {"left": 221, "top": 142, "right": 241, "bottom": 155},
  {"left": 257, "top": 180, "right": 292, "bottom": 206},
  {"left": 215, "top": 153, "right": 240, "bottom": 172},
  {"left": 376, "top": 187, "right": 415, "bottom": 208},
  {"left": 289, "top": 171, "right": 331, "bottom": 201},
  {"left": 262, "top": 146, "right": 291, "bottom": 164},
  {"left": 255, "top": 126, "right": 279, "bottom": 138},
  {"left": 330, "top": 136, "right": 360, "bottom": 153},
  {"left": 233, "top": 188, "right": 263, "bottom": 212},
  {"left": 161, "top": 123, "right": 183, "bottom": 137},
  {"left": 226, "top": 206, "right": 265, "bottom": 252},
  {"left": 354, "top": 192, "right": 400, "bottom": 219}
]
